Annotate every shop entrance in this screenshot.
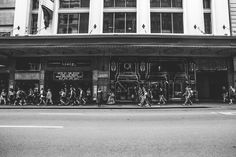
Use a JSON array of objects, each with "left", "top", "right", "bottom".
[
  {"left": 197, "top": 71, "right": 228, "bottom": 100},
  {"left": 45, "top": 71, "right": 92, "bottom": 102},
  {"left": 0, "top": 73, "right": 9, "bottom": 90},
  {"left": 115, "top": 80, "right": 139, "bottom": 102},
  {"left": 15, "top": 80, "right": 39, "bottom": 91}
]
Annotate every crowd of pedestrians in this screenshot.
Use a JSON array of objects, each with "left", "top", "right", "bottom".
[
  {"left": 7, "top": 83, "right": 236, "bottom": 106},
  {"left": 0, "top": 86, "right": 92, "bottom": 106}
]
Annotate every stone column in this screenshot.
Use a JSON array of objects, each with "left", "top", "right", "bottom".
[
  {"left": 137, "top": 0, "right": 150, "bottom": 34},
  {"left": 8, "top": 58, "right": 15, "bottom": 90}
]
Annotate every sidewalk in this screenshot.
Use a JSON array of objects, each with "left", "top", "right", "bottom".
[{"left": 0, "top": 102, "right": 235, "bottom": 110}]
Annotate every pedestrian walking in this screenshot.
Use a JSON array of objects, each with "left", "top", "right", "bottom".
[
  {"left": 222, "top": 86, "right": 228, "bottom": 103},
  {"left": 27, "top": 88, "right": 34, "bottom": 105},
  {"left": 228, "top": 86, "right": 236, "bottom": 104},
  {"left": 158, "top": 87, "right": 167, "bottom": 105},
  {"left": 107, "top": 90, "right": 115, "bottom": 105},
  {"left": 0, "top": 89, "right": 7, "bottom": 105},
  {"left": 46, "top": 89, "right": 53, "bottom": 105},
  {"left": 59, "top": 89, "right": 66, "bottom": 105},
  {"left": 38, "top": 88, "right": 46, "bottom": 105},
  {"left": 97, "top": 88, "right": 103, "bottom": 107},
  {"left": 8, "top": 88, "right": 15, "bottom": 105},
  {"left": 183, "top": 86, "right": 193, "bottom": 106}
]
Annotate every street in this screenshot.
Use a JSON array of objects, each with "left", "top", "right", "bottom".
[{"left": 0, "top": 108, "right": 236, "bottom": 157}]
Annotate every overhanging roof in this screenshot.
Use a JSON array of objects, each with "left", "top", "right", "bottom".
[{"left": 0, "top": 34, "right": 236, "bottom": 57}]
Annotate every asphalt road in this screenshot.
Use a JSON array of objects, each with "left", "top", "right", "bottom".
[{"left": 0, "top": 108, "right": 236, "bottom": 157}]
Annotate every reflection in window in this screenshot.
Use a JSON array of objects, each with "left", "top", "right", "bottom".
[
  {"left": 150, "top": 0, "right": 182, "bottom": 8},
  {"left": 204, "top": 13, "right": 211, "bottom": 34},
  {"left": 31, "top": 14, "right": 38, "bottom": 34},
  {"left": 151, "top": 13, "right": 183, "bottom": 33},
  {"left": 103, "top": 13, "right": 136, "bottom": 33},
  {"left": 104, "top": 0, "right": 136, "bottom": 7},
  {"left": 60, "top": 0, "right": 90, "bottom": 8},
  {"left": 58, "top": 13, "right": 89, "bottom": 34}
]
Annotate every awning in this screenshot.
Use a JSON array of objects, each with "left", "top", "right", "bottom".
[{"left": 0, "top": 35, "right": 236, "bottom": 57}]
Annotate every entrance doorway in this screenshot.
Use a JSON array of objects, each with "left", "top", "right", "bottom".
[
  {"left": 197, "top": 71, "right": 228, "bottom": 100},
  {"left": 115, "top": 81, "right": 139, "bottom": 102}
]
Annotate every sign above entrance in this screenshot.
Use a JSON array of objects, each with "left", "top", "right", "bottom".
[{"left": 53, "top": 72, "right": 83, "bottom": 80}]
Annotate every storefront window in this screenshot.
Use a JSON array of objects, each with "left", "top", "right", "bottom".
[
  {"left": 151, "top": 13, "right": 183, "bottom": 33},
  {"left": 103, "top": 12, "right": 136, "bottom": 33},
  {"left": 150, "top": 0, "right": 182, "bottom": 8},
  {"left": 58, "top": 13, "right": 89, "bottom": 34},
  {"left": 60, "top": 0, "right": 90, "bottom": 8},
  {"left": 104, "top": 0, "right": 136, "bottom": 7}
]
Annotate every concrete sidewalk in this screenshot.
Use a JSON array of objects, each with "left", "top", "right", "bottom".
[{"left": 0, "top": 102, "right": 235, "bottom": 110}]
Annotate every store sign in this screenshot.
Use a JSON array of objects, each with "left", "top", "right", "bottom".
[
  {"left": 98, "top": 71, "right": 109, "bottom": 78},
  {"left": 15, "top": 73, "right": 40, "bottom": 80},
  {"left": 53, "top": 72, "right": 83, "bottom": 80}
]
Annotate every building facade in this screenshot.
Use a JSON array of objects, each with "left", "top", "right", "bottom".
[{"left": 0, "top": 0, "right": 236, "bottom": 103}]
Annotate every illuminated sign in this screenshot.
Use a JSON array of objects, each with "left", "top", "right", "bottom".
[{"left": 53, "top": 72, "right": 83, "bottom": 80}]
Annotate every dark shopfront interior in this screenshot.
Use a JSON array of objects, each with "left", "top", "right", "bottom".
[{"left": 197, "top": 71, "right": 228, "bottom": 100}]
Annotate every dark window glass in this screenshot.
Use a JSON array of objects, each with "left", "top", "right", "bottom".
[
  {"left": 151, "top": 13, "right": 161, "bottom": 33},
  {"left": 150, "top": 0, "right": 160, "bottom": 7},
  {"left": 203, "top": 0, "right": 210, "bottom": 9},
  {"left": 81, "top": 0, "right": 90, "bottom": 7},
  {"left": 60, "top": 0, "right": 90, "bottom": 8},
  {"left": 58, "top": 13, "right": 89, "bottom": 34},
  {"left": 31, "top": 14, "right": 38, "bottom": 34},
  {"left": 161, "top": 0, "right": 171, "bottom": 7},
  {"left": 172, "top": 0, "right": 182, "bottom": 8},
  {"left": 103, "top": 12, "right": 136, "bottom": 33},
  {"left": 115, "top": 0, "right": 125, "bottom": 7},
  {"left": 162, "top": 13, "right": 172, "bottom": 33},
  {"left": 115, "top": 13, "right": 125, "bottom": 33},
  {"left": 32, "top": 0, "right": 39, "bottom": 9},
  {"left": 103, "top": 13, "right": 114, "bottom": 33},
  {"left": 126, "top": 0, "right": 136, "bottom": 7},
  {"left": 104, "top": 0, "right": 136, "bottom": 7},
  {"left": 173, "top": 13, "right": 183, "bottom": 33},
  {"left": 80, "top": 13, "right": 89, "bottom": 33},
  {"left": 104, "top": 0, "right": 114, "bottom": 7},
  {"left": 204, "top": 13, "right": 211, "bottom": 34},
  {"left": 151, "top": 0, "right": 182, "bottom": 8},
  {"left": 126, "top": 13, "right": 136, "bottom": 33},
  {"left": 151, "top": 13, "right": 183, "bottom": 33}
]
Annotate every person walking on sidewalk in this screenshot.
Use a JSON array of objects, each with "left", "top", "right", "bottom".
[
  {"left": 97, "top": 88, "right": 103, "bottom": 107},
  {"left": 183, "top": 86, "right": 193, "bottom": 106},
  {"left": 222, "top": 86, "right": 228, "bottom": 103},
  {"left": 228, "top": 86, "right": 236, "bottom": 104},
  {"left": 0, "top": 89, "right": 7, "bottom": 105},
  {"left": 158, "top": 87, "right": 167, "bottom": 105}
]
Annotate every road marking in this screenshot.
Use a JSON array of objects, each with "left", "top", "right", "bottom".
[
  {"left": 0, "top": 125, "right": 64, "bottom": 129},
  {"left": 212, "top": 112, "right": 236, "bottom": 115},
  {"left": 40, "top": 113, "right": 84, "bottom": 116},
  {"left": 218, "top": 112, "right": 236, "bottom": 115}
]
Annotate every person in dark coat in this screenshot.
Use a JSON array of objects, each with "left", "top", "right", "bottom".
[{"left": 97, "top": 88, "right": 103, "bottom": 107}]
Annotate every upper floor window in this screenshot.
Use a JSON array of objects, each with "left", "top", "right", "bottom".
[
  {"left": 32, "top": 0, "right": 39, "bottom": 9},
  {"left": 104, "top": 0, "right": 136, "bottom": 8},
  {"left": 203, "top": 0, "right": 210, "bottom": 9},
  {"left": 31, "top": 14, "right": 38, "bottom": 34},
  {"left": 58, "top": 13, "right": 89, "bottom": 34},
  {"left": 60, "top": 0, "right": 90, "bottom": 8},
  {"left": 151, "top": 13, "right": 183, "bottom": 33},
  {"left": 103, "top": 12, "right": 136, "bottom": 33},
  {"left": 150, "top": 0, "right": 182, "bottom": 8},
  {"left": 203, "top": 0, "right": 211, "bottom": 34}
]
